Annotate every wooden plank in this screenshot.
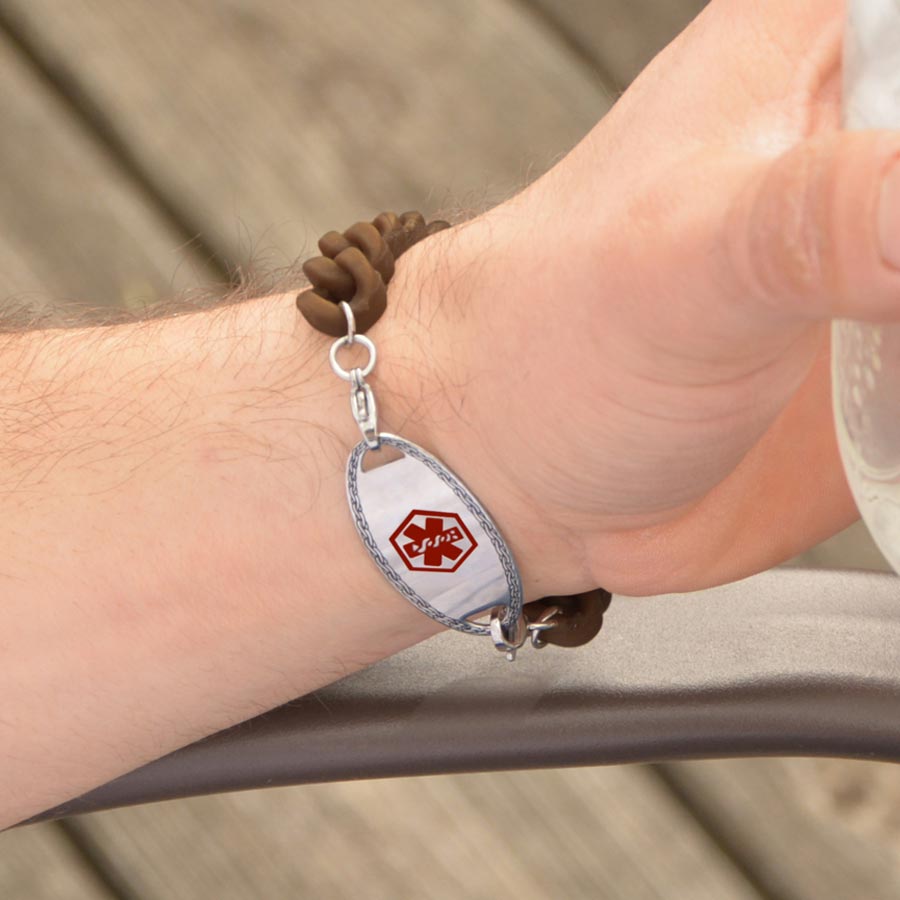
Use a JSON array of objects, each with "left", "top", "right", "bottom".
[
  {"left": 526, "top": 0, "right": 709, "bottom": 88},
  {"left": 0, "top": 231, "right": 55, "bottom": 323},
  {"left": 661, "top": 759, "right": 900, "bottom": 900},
  {"left": 0, "top": 30, "right": 215, "bottom": 315},
  {"left": 71, "top": 768, "right": 763, "bottom": 900},
  {"left": 0, "top": 823, "right": 112, "bottom": 899},
  {"left": 794, "top": 757, "right": 900, "bottom": 856},
  {"left": 0, "top": 0, "right": 612, "bottom": 267}
]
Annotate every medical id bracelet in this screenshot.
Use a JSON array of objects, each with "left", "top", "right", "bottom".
[{"left": 297, "top": 211, "right": 611, "bottom": 660}]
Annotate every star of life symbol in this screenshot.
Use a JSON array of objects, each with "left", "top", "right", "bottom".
[{"left": 389, "top": 508, "right": 478, "bottom": 573}]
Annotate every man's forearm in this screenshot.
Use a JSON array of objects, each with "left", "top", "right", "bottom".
[{"left": 0, "top": 258, "right": 456, "bottom": 827}]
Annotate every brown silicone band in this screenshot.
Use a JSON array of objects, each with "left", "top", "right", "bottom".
[
  {"left": 296, "top": 210, "right": 451, "bottom": 337},
  {"left": 527, "top": 588, "right": 612, "bottom": 648}
]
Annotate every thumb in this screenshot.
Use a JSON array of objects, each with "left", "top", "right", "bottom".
[{"left": 727, "top": 130, "right": 900, "bottom": 324}]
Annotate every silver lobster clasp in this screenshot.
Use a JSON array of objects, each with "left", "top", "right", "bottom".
[{"left": 350, "top": 368, "right": 380, "bottom": 449}]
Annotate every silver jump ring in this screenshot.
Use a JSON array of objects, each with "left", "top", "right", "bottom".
[{"left": 330, "top": 333, "right": 376, "bottom": 381}]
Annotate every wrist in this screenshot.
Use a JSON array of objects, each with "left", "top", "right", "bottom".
[
  {"left": 384, "top": 214, "right": 598, "bottom": 604},
  {"left": 183, "top": 287, "right": 450, "bottom": 674},
  {"left": 273, "top": 214, "right": 564, "bottom": 661}
]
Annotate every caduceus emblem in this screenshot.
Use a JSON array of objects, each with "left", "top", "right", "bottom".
[{"left": 389, "top": 508, "right": 478, "bottom": 573}]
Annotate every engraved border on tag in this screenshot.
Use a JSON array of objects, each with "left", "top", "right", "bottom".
[{"left": 346, "top": 433, "right": 524, "bottom": 636}]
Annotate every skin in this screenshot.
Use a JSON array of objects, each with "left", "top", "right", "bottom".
[{"left": 3, "top": 0, "right": 896, "bottom": 828}]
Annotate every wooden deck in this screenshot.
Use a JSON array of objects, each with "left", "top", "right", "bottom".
[{"left": 2, "top": 1, "right": 900, "bottom": 896}]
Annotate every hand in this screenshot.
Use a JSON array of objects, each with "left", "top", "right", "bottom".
[{"left": 395, "top": 0, "right": 897, "bottom": 598}]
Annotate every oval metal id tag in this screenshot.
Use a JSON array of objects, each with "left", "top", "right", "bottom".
[{"left": 346, "top": 433, "right": 524, "bottom": 637}]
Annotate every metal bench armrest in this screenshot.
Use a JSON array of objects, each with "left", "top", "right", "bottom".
[{"left": 24, "top": 566, "right": 900, "bottom": 824}]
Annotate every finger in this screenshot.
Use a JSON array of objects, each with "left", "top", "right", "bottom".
[{"left": 726, "top": 130, "right": 900, "bottom": 324}]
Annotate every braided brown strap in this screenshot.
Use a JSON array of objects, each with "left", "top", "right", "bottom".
[
  {"left": 296, "top": 210, "right": 451, "bottom": 337},
  {"left": 296, "top": 209, "right": 611, "bottom": 649}
]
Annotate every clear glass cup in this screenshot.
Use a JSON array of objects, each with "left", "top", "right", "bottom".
[{"left": 833, "top": 0, "right": 900, "bottom": 573}]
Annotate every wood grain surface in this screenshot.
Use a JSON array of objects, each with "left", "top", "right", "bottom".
[
  {"left": 0, "top": 29, "right": 212, "bottom": 317},
  {"left": 0, "top": 0, "right": 613, "bottom": 269},
  {"left": 64, "top": 768, "right": 763, "bottom": 900},
  {"left": 0, "top": 823, "right": 114, "bottom": 900},
  {"left": 660, "top": 758, "right": 900, "bottom": 900}
]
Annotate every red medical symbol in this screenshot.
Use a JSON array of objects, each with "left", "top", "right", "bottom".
[{"left": 389, "top": 508, "right": 477, "bottom": 573}]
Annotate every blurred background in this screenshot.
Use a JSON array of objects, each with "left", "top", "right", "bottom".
[{"left": 2, "top": 0, "right": 900, "bottom": 897}]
